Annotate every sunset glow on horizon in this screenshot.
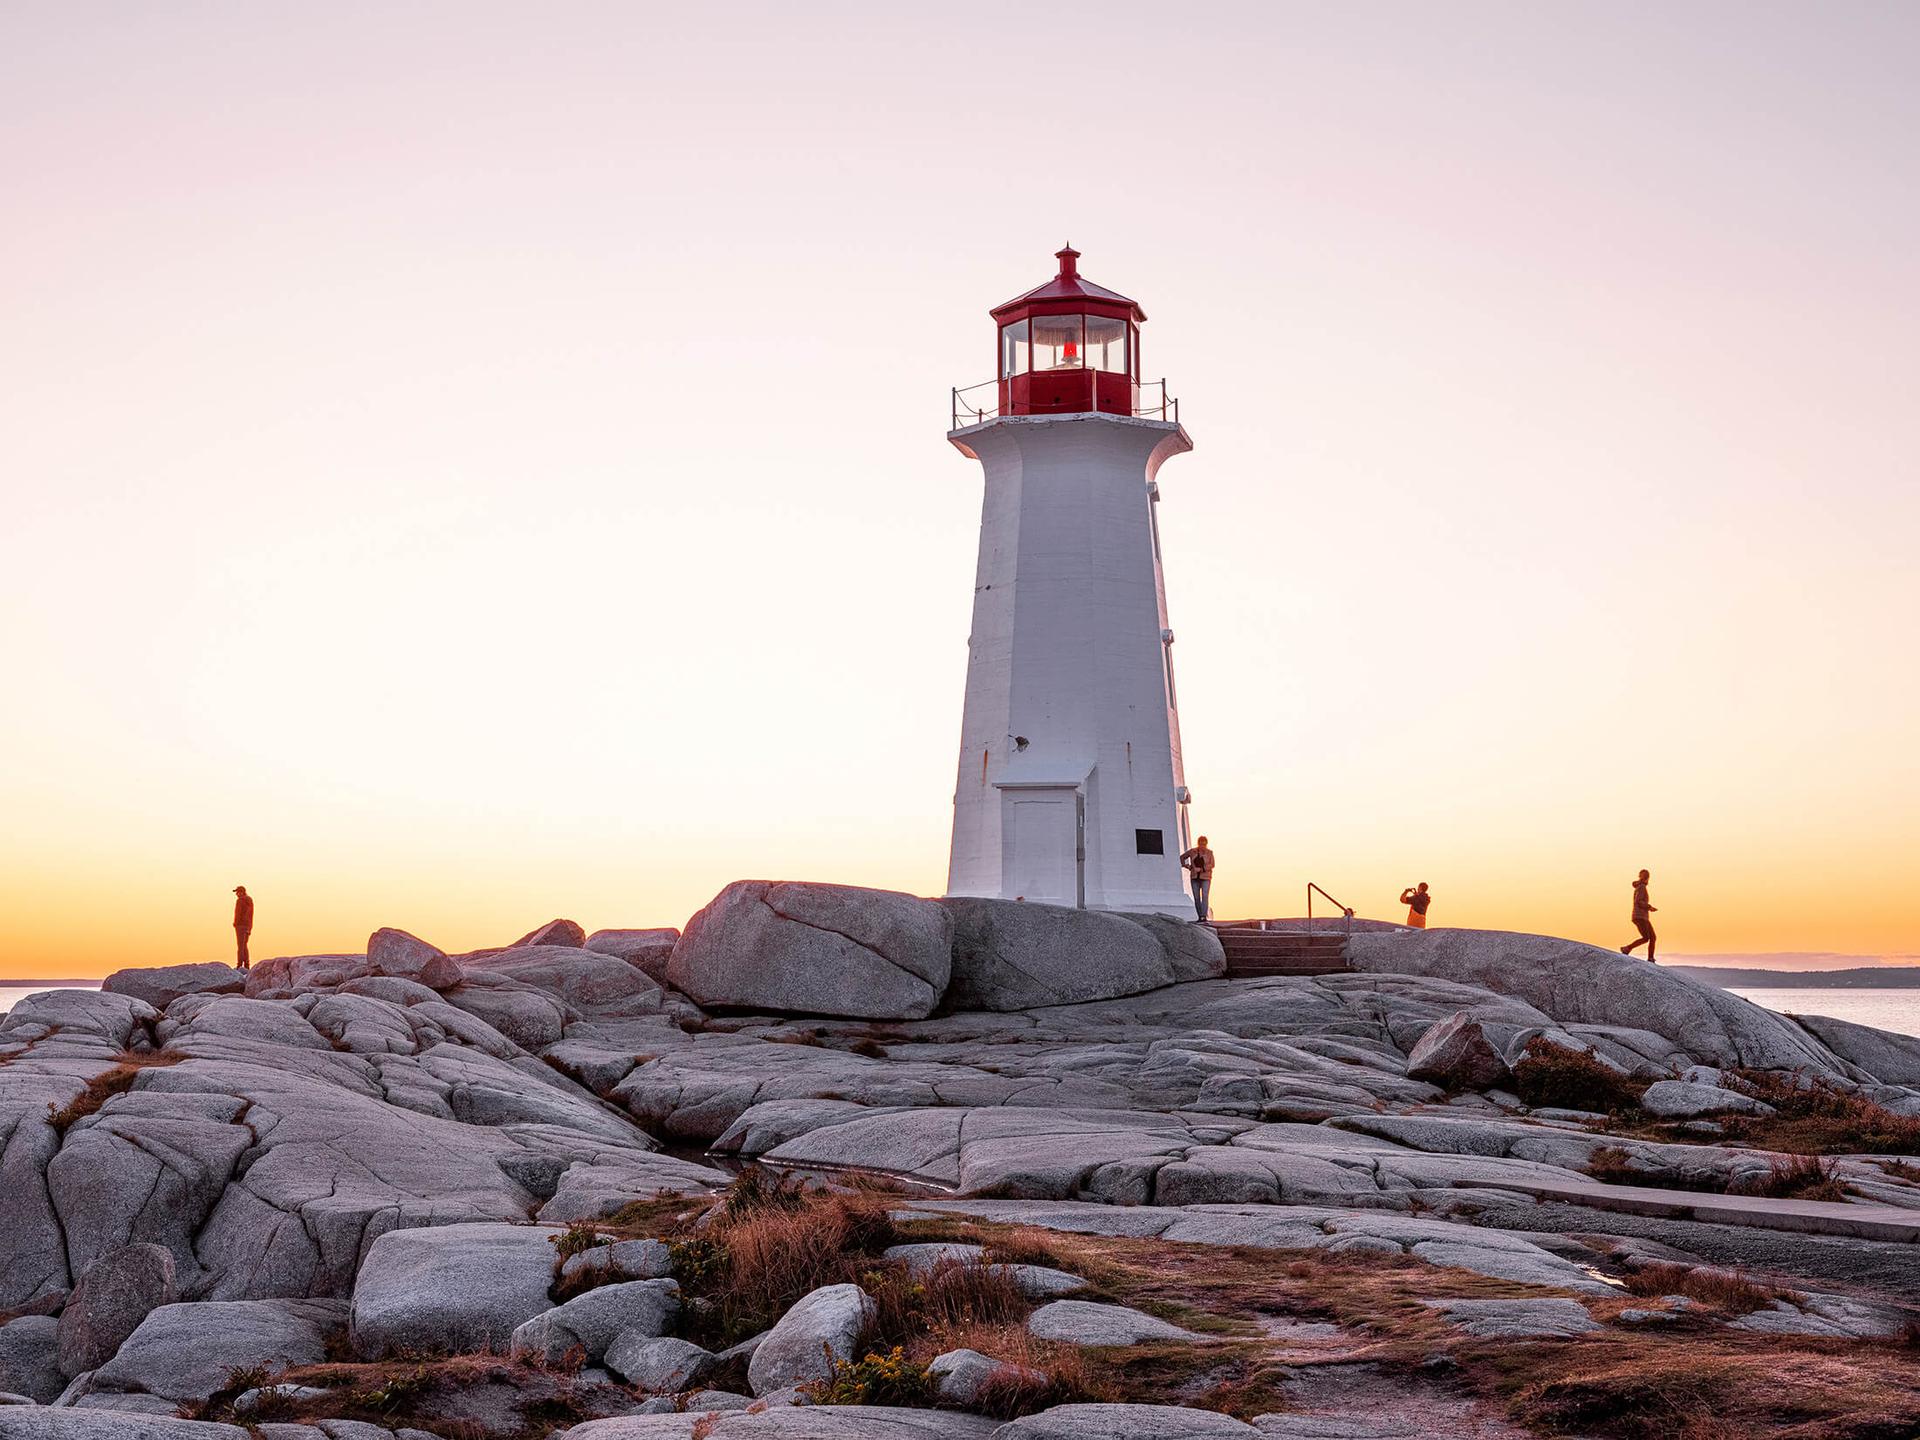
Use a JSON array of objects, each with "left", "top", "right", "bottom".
[{"left": 3, "top": 2, "right": 1917, "bottom": 979}]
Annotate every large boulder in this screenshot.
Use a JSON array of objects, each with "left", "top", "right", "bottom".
[
  {"left": 57, "top": 1244, "right": 177, "bottom": 1377},
  {"left": 509, "top": 1279, "right": 680, "bottom": 1363},
  {"left": 0, "top": 1315, "right": 63, "bottom": 1404},
  {"left": 100, "top": 965, "right": 243, "bottom": 1011},
  {"left": 365, "top": 929, "right": 461, "bottom": 988},
  {"left": 1640, "top": 1080, "right": 1775, "bottom": 1119},
  {"left": 603, "top": 1334, "right": 714, "bottom": 1392},
  {"left": 1026, "top": 1300, "right": 1200, "bottom": 1345},
  {"left": 745, "top": 1283, "right": 875, "bottom": 1395},
  {"left": 1405, "top": 1011, "right": 1511, "bottom": 1091},
  {"left": 668, "top": 883, "right": 953, "bottom": 1021},
  {"left": 1346, "top": 929, "right": 1864, "bottom": 1076},
  {"left": 349, "top": 1223, "right": 561, "bottom": 1358},
  {"left": 586, "top": 930, "right": 681, "bottom": 982},
  {"left": 510, "top": 919, "right": 588, "bottom": 949},
  {"left": 941, "top": 900, "right": 1195, "bottom": 1011},
  {"left": 91, "top": 1299, "right": 342, "bottom": 1403}
]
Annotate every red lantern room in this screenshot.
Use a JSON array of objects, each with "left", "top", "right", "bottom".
[{"left": 991, "top": 246, "right": 1146, "bottom": 419}]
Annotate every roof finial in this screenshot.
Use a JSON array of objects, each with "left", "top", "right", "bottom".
[{"left": 1055, "top": 244, "right": 1080, "bottom": 280}]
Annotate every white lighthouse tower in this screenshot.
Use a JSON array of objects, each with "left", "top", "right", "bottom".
[{"left": 946, "top": 247, "right": 1195, "bottom": 916}]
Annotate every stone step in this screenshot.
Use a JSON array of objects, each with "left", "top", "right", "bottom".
[{"left": 1479, "top": 1177, "right": 1920, "bottom": 1245}]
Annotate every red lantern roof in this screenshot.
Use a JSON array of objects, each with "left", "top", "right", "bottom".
[{"left": 990, "top": 246, "right": 1147, "bottom": 324}]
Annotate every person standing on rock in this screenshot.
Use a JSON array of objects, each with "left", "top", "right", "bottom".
[
  {"left": 1621, "top": 869, "right": 1657, "bottom": 962},
  {"left": 232, "top": 885, "right": 254, "bottom": 971},
  {"left": 1179, "top": 837, "right": 1215, "bottom": 922},
  {"left": 1399, "top": 883, "right": 1432, "bottom": 929}
]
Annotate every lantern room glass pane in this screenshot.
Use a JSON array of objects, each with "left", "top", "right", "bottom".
[
  {"left": 1000, "top": 320, "right": 1030, "bottom": 378},
  {"left": 1032, "top": 313, "right": 1084, "bottom": 370},
  {"left": 1085, "top": 316, "right": 1127, "bottom": 374}
]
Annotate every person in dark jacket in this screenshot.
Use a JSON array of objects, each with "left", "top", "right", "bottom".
[
  {"left": 1399, "top": 883, "right": 1432, "bottom": 928},
  {"left": 233, "top": 885, "right": 254, "bottom": 971},
  {"left": 1621, "top": 869, "right": 1657, "bottom": 962},
  {"left": 1179, "top": 837, "right": 1216, "bottom": 922}
]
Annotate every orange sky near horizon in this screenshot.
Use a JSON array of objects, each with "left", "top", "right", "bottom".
[{"left": 3, "top": 2, "right": 1918, "bottom": 980}]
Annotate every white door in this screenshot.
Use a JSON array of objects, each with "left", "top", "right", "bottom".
[{"left": 1003, "top": 790, "right": 1077, "bottom": 905}]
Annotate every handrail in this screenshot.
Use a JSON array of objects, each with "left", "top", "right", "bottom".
[
  {"left": 950, "top": 375, "right": 1180, "bottom": 430},
  {"left": 1305, "top": 882, "right": 1355, "bottom": 943}
]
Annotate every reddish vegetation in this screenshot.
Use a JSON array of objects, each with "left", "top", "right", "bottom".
[
  {"left": 1512, "top": 1040, "right": 1650, "bottom": 1113},
  {"left": 1619, "top": 1261, "right": 1793, "bottom": 1315},
  {"left": 45, "top": 1050, "right": 183, "bottom": 1132},
  {"left": 1719, "top": 1070, "right": 1920, "bottom": 1157}
]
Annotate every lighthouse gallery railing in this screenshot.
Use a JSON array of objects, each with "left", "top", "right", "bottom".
[{"left": 950, "top": 377, "right": 1180, "bottom": 431}]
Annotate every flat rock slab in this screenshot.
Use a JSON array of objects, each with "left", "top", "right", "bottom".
[
  {"left": 994, "top": 1405, "right": 1260, "bottom": 1437},
  {"left": 0, "top": 1416, "right": 251, "bottom": 1440},
  {"left": 93, "top": 1299, "right": 344, "bottom": 1403},
  {"left": 101, "top": 965, "right": 244, "bottom": 1010},
  {"left": 1422, "top": 1297, "right": 1602, "bottom": 1339},
  {"left": 1470, "top": 1177, "right": 1920, "bottom": 1244},
  {"left": 350, "top": 1223, "right": 561, "bottom": 1357},
  {"left": 1026, "top": 1300, "right": 1202, "bottom": 1346},
  {"left": 556, "top": 1410, "right": 997, "bottom": 1437}
]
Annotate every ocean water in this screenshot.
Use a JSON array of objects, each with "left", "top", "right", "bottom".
[{"left": 1728, "top": 987, "right": 1920, "bottom": 1039}]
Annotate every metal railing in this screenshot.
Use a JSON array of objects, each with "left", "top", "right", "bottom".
[
  {"left": 950, "top": 377, "right": 1180, "bottom": 430},
  {"left": 1305, "top": 882, "right": 1355, "bottom": 942}
]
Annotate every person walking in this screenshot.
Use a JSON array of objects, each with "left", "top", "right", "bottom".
[
  {"left": 1621, "top": 869, "right": 1657, "bottom": 963},
  {"left": 1399, "top": 883, "right": 1432, "bottom": 929},
  {"left": 1179, "top": 837, "right": 1216, "bottom": 922},
  {"left": 232, "top": 885, "right": 254, "bottom": 971}
]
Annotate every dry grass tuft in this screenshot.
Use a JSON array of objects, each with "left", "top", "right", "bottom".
[
  {"left": 46, "top": 1050, "right": 184, "bottom": 1131},
  {"left": 1512, "top": 1040, "right": 1649, "bottom": 1114},
  {"left": 1619, "top": 1261, "right": 1793, "bottom": 1315},
  {"left": 1717, "top": 1070, "right": 1920, "bottom": 1157},
  {"left": 1729, "top": 1152, "right": 1851, "bottom": 1203}
]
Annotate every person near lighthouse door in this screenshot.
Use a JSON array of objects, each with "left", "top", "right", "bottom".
[{"left": 1180, "top": 838, "right": 1215, "bottom": 922}]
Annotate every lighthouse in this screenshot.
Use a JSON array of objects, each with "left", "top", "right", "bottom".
[{"left": 945, "top": 247, "right": 1195, "bottom": 916}]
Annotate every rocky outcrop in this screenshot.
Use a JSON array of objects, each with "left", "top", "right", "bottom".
[
  {"left": 57, "top": 1244, "right": 177, "bottom": 1377},
  {"left": 586, "top": 930, "right": 680, "bottom": 982},
  {"left": 1404, "top": 1011, "right": 1510, "bottom": 1090},
  {"left": 745, "top": 1283, "right": 875, "bottom": 1395},
  {"left": 509, "top": 1279, "right": 680, "bottom": 1364},
  {"left": 667, "top": 883, "right": 953, "bottom": 1020},
  {"left": 1794, "top": 1013, "right": 1920, "bottom": 1086},
  {"left": 350, "top": 1224, "right": 561, "bottom": 1357},
  {"left": 92, "top": 1298, "right": 343, "bottom": 1403},
  {"left": 0, "top": 1316, "right": 63, "bottom": 1404},
  {"left": 941, "top": 900, "right": 1216, "bottom": 1011},
  {"left": 1027, "top": 1299, "right": 1201, "bottom": 1345},
  {"left": 1639, "top": 1080, "right": 1774, "bottom": 1118},
  {"left": 100, "top": 965, "right": 243, "bottom": 1010},
  {"left": 511, "top": 919, "right": 588, "bottom": 949},
  {"left": 1346, "top": 928, "right": 1864, "bottom": 1076}
]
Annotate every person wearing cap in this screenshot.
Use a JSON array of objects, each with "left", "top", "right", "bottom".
[{"left": 232, "top": 886, "right": 254, "bottom": 971}]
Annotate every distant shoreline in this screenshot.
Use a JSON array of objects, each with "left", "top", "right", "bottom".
[
  {"left": 1672, "top": 965, "right": 1920, "bottom": 990},
  {"left": 0, "top": 979, "right": 101, "bottom": 988}
]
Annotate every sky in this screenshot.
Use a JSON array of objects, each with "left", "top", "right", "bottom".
[{"left": 2, "top": 1, "right": 1917, "bottom": 979}]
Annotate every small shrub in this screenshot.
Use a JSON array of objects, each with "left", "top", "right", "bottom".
[
  {"left": 867, "top": 1258, "right": 1027, "bottom": 1347},
  {"left": 1512, "top": 1041, "right": 1648, "bottom": 1114},
  {"left": 1879, "top": 1158, "right": 1920, "bottom": 1184},
  {"left": 1729, "top": 1153, "right": 1850, "bottom": 1202},
  {"left": 548, "top": 1222, "right": 610, "bottom": 1260},
  {"left": 666, "top": 1236, "right": 729, "bottom": 1288},
  {"left": 803, "top": 1346, "right": 933, "bottom": 1407},
  {"left": 848, "top": 1038, "right": 888, "bottom": 1059},
  {"left": 721, "top": 1165, "right": 811, "bottom": 1220},
  {"left": 1584, "top": 1144, "right": 1640, "bottom": 1184},
  {"left": 971, "top": 1350, "right": 1106, "bottom": 1419}
]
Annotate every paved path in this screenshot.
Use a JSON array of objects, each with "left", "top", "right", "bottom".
[{"left": 1477, "top": 1177, "right": 1920, "bottom": 1243}]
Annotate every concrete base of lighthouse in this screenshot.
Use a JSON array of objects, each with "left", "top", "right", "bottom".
[{"left": 945, "top": 412, "right": 1196, "bottom": 918}]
